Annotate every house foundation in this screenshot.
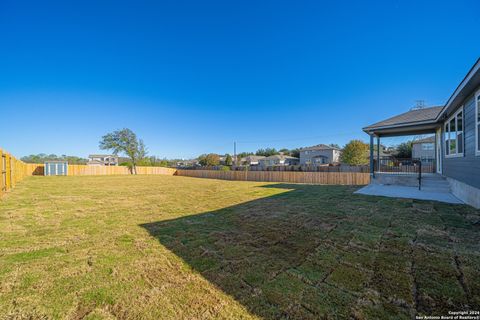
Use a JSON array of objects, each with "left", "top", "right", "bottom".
[{"left": 447, "top": 177, "right": 480, "bottom": 209}]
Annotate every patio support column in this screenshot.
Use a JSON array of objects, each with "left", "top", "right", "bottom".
[
  {"left": 370, "top": 134, "right": 375, "bottom": 178},
  {"left": 377, "top": 136, "right": 380, "bottom": 172}
]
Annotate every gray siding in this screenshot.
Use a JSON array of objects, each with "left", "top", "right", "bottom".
[
  {"left": 412, "top": 143, "right": 435, "bottom": 160},
  {"left": 299, "top": 149, "right": 339, "bottom": 165},
  {"left": 443, "top": 89, "right": 480, "bottom": 189}
]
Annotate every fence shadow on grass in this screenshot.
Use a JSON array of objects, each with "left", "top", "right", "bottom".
[{"left": 140, "top": 184, "right": 384, "bottom": 319}]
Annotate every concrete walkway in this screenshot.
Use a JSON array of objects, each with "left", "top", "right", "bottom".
[{"left": 355, "top": 184, "right": 464, "bottom": 204}]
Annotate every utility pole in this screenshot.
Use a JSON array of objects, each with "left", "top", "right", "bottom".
[{"left": 233, "top": 141, "right": 237, "bottom": 166}]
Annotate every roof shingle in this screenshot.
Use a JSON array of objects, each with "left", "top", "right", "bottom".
[
  {"left": 363, "top": 106, "right": 443, "bottom": 131},
  {"left": 300, "top": 144, "right": 340, "bottom": 151}
]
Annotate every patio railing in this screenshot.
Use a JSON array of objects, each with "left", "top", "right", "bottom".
[{"left": 374, "top": 157, "right": 435, "bottom": 174}]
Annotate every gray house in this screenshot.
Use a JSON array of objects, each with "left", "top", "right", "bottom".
[
  {"left": 412, "top": 136, "right": 435, "bottom": 162},
  {"left": 240, "top": 155, "right": 265, "bottom": 166},
  {"left": 258, "top": 154, "right": 299, "bottom": 167},
  {"left": 363, "top": 58, "right": 480, "bottom": 208},
  {"left": 87, "top": 154, "right": 119, "bottom": 166},
  {"left": 299, "top": 144, "right": 341, "bottom": 165}
]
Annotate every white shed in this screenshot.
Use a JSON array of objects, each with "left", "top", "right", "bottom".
[{"left": 44, "top": 161, "right": 68, "bottom": 176}]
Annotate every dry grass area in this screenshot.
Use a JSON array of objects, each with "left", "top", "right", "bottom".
[{"left": 0, "top": 175, "right": 479, "bottom": 319}]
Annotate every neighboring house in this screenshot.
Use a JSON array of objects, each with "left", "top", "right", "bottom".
[
  {"left": 87, "top": 154, "right": 119, "bottom": 166},
  {"left": 369, "top": 148, "right": 391, "bottom": 160},
  {"left": 299, "top": 144, "right": 341, "bottom": 165},
  {"left": 258, "top": 154, "right": 299, "bottom": 167},
  {"left": 176, "top": 159, "right": 199, "bottom": 167},
  {"left": 218, "top": 155, "right": 227, "bottom": 164},
  {"left": 363, "top": 57, "right": 480, "bottom": 208},
  {"left": 412, "top": 136, "right": 435, "bottom": 162},
  {"left": 240, "top": 155, "right": 265, "bottom": 166}
]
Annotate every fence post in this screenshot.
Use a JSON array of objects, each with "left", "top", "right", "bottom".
[
  {"left": 0, "top": 149, "right": 4, "bottom": 195},
  {"left": 6, "top": 153, "right": 11, "bottom": 191},
  {"left": 10, "top": 155, "right": 14, "bottom": 188}
]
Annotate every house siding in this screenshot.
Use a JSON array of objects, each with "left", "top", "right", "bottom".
[
  {"left": 442, "top": 90, "right": 480, "bottom": 189},
  {"left": 412, "top": 143, "right": 435, "bottom": 160},
  {"left": 299, "top": 149, "right": 340, "bottom": 165}
]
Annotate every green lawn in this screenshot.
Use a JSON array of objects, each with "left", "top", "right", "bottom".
[{"left": 1, "top": 175, "right": 479, "bottom": 319}]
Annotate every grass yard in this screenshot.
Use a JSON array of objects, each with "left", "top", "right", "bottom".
[{"left": 1, "top": 175, "right": 479, "bottom": 319}]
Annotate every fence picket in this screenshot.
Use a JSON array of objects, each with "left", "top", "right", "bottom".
[{"left": 176, "top": 169, "right": 370, "bottom": 185}]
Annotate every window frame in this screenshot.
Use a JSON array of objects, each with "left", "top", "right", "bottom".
[
  {"left": 444, "top": 106, "right": 464, "bottom": 158},
  {"left": 476, "top": 90, "right": 480, "bottom": 156}
]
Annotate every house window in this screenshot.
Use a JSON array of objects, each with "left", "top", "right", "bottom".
[
  {"left": 476, "top": 91, "right": 480, "bottom": 155},
  {"left": 445, "top": 108, "right": 464, "bottom": 157},
  {"left": 422, "top": 143, "right": 434, "bottom": 151}
]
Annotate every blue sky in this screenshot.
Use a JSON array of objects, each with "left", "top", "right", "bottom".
[{"left": 1, "top": 0, "right": 479, "bottom": 159}]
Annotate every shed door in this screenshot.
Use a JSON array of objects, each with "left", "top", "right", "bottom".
[
  {"left": 57, "top": 163, "right": 64, "bottom": 175},
  {"left": 48, "top": 163, "right": 57, "bottom": 176}
]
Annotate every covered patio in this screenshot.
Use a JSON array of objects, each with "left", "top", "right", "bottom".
[{"left": 357, "top": 106, "right": 463, "bottom": 204}]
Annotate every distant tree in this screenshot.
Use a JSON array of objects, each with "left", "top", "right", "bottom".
[
  {"left": 289, "top": 148, "right": 301, "bottom": 158},
  {"left": 198, "top": 153, "right": 220, "bottom": 166},
  {"left": 21, "top": 154, "right": 88, "bottom": 164},
  {"left": 256, "top": 148, "right": 278, "bottom": 157},
  {"left": 329, "top": 143, "right": 341, "bottom": 149},
  {"left": 255, "top": 149, "right": 265, "bottom": 156},
  {"left": 225, "top": 154, "right": 233, "bottom": 166},
  {"left": 158, "top": 159, "right": 170, "bottom": 167},
  {"left": 340, "top": 140, "right": 369, "bottom": 165},
  {"left": 279, "top": 148, "right": 291, "bottom": 155},
  {"left": 237, "top": 152, "right": 254, "bottom": 158},
  {"left": 198, "top": 154, "right": 207, "bottom": 165},
  {"left": 396, "top": 141, "right": 413, "bottom": 159},
  {"left": 99, "top": 128, "right": 147, "bottom": 174},
  {"left": 134, "top": 156, "right": 171, "bottom": 167}
]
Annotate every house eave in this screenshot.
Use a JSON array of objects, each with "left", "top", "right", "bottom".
[{"left": 363, "top": 120, "right": 439, "bottom": 137}]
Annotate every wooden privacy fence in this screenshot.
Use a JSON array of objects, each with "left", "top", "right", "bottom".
[
  {"left": 27, "top": 164, "right": 177, "bottom": 176},
  {"left": 67, "top": 165, "right": 177, "bottom": 176},
  {"left": 0, "top": 149, "right": 38, "bottom": 196},
  {"left": 0, "top": 148, "right": 178, "bottom": 198},
  {"left": 0, "top": 145, "right": 368, "bottom": 199},
  {"left": 176, "top": 169, "right": 371, "bottom": 185}
]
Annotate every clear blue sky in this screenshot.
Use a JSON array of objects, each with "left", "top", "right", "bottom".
[{"left": 1, "top": 0, "right": 479, "bottom": 159}]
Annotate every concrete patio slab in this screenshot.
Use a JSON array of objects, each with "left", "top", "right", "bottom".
[{"left": 355, "top": 184, "right": 464, "bottom": 204}]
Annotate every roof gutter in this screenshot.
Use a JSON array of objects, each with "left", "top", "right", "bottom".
[{"left": 362, "top": 118, "right": 438, "bottom": 133}]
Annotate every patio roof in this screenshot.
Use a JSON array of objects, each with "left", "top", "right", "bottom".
[
  {"left": 363, "top": 57, "right": 480, "bottom": 138},
  {"left": 363, "top": 106, "right": 443, "bottom": 137}
]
